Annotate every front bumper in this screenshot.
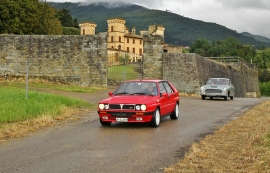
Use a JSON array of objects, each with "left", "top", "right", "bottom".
[
  {"left": 201, "top": 88, "right": 226, "bottom": 97},
  {"left": 98, "top": 110, "right": 155, "bottom": 123}
]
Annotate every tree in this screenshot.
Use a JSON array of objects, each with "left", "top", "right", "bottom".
[
  {"left": 0, "top": 0, "right": 62, "bottom": 34},
  {"left": 72, "top": 18, "right": 79, "bottom": 28},
  {"left": 56, "top": 8, "right": 73, "bottom": 27}
]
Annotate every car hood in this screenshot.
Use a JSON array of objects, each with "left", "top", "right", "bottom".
[{"left": 99, "top": 95, "right": 157, "bottom": 104}]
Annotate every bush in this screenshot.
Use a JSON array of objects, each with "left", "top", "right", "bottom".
[
  {"left": 63, "top": 27, "right": 80, "bottom": 35},
  {"left": 260, "top": 81, "right": 270, "bottom": 96}
]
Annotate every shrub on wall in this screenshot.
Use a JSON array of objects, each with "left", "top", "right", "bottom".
[
  {"left": 260, "top": 82, "right": 270, "bottom": 96},
  {"left": 63, "top": 27, "right": 80, "bottom": 35}
]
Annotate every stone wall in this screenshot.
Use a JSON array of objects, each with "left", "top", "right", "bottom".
[
  {"left": 0, "top": 34, "right": 261, "bottom": 97},
  {"left": 162, "top": 53, "right": 260, "bottom": 97},
  {"left": 142, "top": 35, "right": 163, "bottom": 79},
  {"left": 0, "top": 34, "right": 107, "bottom": 87}
]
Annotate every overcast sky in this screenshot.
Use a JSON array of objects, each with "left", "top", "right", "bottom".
[{"left": 47, "top": 0, "right": 270, "bottom": 38}]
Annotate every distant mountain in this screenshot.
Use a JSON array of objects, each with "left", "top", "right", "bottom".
[
  {"left": 241, "top": 32, "right": 270, "bottom": 43},
  {"left": 48, "top": 2, "right": 270, "bottom": 47}
]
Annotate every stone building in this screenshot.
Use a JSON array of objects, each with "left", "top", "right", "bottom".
[
  {"left": 79, "top": 18, "right": 165, "bottom": 62},
  {"left": 79, "top": 22, "right": 97, "bottom": 35}
]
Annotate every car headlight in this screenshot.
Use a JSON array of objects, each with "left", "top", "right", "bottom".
[
  {"left": 98, "top": 103, "right": 109, "bottom": 110},
  {"left": 99, "top": 104, "right": 105, "bottom": 110},
  {"left": 135, "top": 105, "right": 141, "bottom": 110},
  {"left": 141, "top": 105, "right": 146, "bottom": 111},
  {"left": 104, "top": 104, "right": 109, "bottom": 110},
  {"left": 200, "top": 87, "right": 205, "bottom": 94},
  {"left": 135, "top": 104, "right": 146, "bottom": 111}
]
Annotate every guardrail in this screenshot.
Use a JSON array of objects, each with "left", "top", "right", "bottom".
[{"left": 205, "top": 56, "right": 258, "bottom": 70}]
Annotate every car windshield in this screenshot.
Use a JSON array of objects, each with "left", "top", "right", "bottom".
[
  {"left": 114, "top": 81, "right": 158, "bottom": 96},
  {"left": 206, "top": 79, "right": 229, "bottom": 85}
]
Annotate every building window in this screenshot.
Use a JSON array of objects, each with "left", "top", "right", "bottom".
[
  {"left": 119, "top": 36, "right": 121, "bottom": 42},
  {"left": 111, "top": 26, "right": 114, "bottom": 32},
  {"left": 111, "top": 36, "right": 114, "bottom": 42},
  {"left": 83, "top": 29, "right": 85, "bottom": 35},
  {"left": 133, "top": 48, "right": 135, "bottom": 53},
  {"left": 127, "top": 47, "right": 129, "bottom": 53},
  {"left": 139, "top": 48, "right": 142, "bottom": 56},
  {"left": 133, "top": 39, "right": 135, "bottom": 44},
  {"left": 127, "top": 39, "right": 129, "bottom": 43},
  {"left": 140, "top": 40, "right": 142, "bottom": 45}
]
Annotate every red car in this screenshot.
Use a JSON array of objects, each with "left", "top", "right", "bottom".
[{"left": 98, "top": 80, "right": 180, "bottom": 127}]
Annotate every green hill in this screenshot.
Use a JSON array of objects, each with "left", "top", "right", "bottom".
[
  {"left": 49, "top": 2, "right": 270, "bottom": 47},
  {"left": 241, "top": 32, "right": 270, "bottom": 43}
]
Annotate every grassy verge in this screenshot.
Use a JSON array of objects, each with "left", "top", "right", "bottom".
[
  {"left": 0, "top": 85, "right": 94, "bottom": 141},
  {"left": 0, "top": 86, "right": 92, "bottom": 123},
  {"left": 165, "top": 100, "right": 270, "bottom": 172},
  {"left": 0, "top": 80, "right": 101, "bottom": 93}
]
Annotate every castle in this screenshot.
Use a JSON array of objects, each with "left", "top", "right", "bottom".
[{"left": 79, "top": 18, "right": 165, "bottom": 62}]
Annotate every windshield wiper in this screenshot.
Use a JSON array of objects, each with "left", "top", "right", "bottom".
[
  {"left": 133, "top": 92, "right": 148, "bottom": 95},
  {"left": 114, "top": 92, "right": 130, "bottom": 95}
]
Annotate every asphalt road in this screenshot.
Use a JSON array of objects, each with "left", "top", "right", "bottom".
[{"left": 0, "top": 90, "right": 268, "bottom": 173}]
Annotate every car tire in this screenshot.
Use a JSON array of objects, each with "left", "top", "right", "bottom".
[
  {"left": 224, "top": 96, "right": 228, "bottom": 101},
  {"left": 150, "top": 108, "right": 160, "bottom": 127},
  {"left": 100, "top": 118, "right": 112, "bottom": 126},
  {"left": 230, "top": 96, "right": 234, "bottom": 100},
  {"left": 170, "top": 103, "right": 179, "bottom": 120},
  {"left": 201, "top": 95, "right": 206, "bottom": 100},
  {"left": 210, "top": 97, "right": 213, "bottom": 100}
]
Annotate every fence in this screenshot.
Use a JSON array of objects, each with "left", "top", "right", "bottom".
[
  {"left": 205, "top": 56, "right": 258, "bottom": 70},
  {"left": 107, "top": 52, "right": 143, "bottom": 84}
]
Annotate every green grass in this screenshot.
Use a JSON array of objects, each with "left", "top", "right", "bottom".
[
  {"left": 0, "top": 86, "right": 93, "bottom": 124},
  {"left": 0, "top": 81, "right": 101, "bottom": 93},
  {"left": 108, "top": 65, "right": 141, "bottom": 80}
]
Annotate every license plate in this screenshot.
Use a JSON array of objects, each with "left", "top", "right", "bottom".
[{"left": 116, "top": 118, "right": 128, "bottom": 122}]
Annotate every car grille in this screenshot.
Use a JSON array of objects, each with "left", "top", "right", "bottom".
[
  {"left": 111, "top": 112, "right": 133, "bottom": 117},
  {"left": 205, "top": 89, "right": 222, "bottom": 94},
  {"left": 109, "top": 104, "right": 135, "bottom": 110}
]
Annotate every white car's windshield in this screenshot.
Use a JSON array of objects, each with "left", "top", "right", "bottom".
[
  {"left": 206, "top": 79, "right": 229, "bottom": 85},
  {"left": 114, "top": 82, "right": 158, "bottom": 95}
]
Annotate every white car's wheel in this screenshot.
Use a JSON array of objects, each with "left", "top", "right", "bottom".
[{"left": 150, "top": 108, "right": 160, "bottom": 127}]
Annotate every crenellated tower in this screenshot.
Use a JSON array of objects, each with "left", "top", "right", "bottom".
[
  {"left": 107, "top": 18, "right": 126, "bottom": 50},
  {"left": 79, "top": 22, "right": 97, "bottom": 35}
]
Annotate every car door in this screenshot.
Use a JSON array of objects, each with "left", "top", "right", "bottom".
[
  {"left": 158, "top": 82, "right": 171, "bottom": 116},
  {"left": 162, "top": 82, "right": 176, "bottom": 112}
]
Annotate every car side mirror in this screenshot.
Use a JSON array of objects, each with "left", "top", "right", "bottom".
[{"left": 108, "top": 92, "right": 113, "bottom": 97}]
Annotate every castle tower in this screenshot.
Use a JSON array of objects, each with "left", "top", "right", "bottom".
[
  {"left": 79, "top": 22, "right": 97, "bottom": 35},
  {"left": 132, "top": 27, "right": 136, "bottom": 34},
  {"left": 148, "top": 25, "right": 165, "bottom": 40},
  {"left": 107, "top": 18, "right": 126, "bottom": 50}
]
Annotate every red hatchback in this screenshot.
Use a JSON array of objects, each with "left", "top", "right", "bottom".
[{"left": 98, "top": 80, "right": 180, "bottom": 127}]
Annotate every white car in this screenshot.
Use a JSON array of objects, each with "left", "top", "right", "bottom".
[{"left": 200, "top": 78, "right": 235, "bottom": 101}]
